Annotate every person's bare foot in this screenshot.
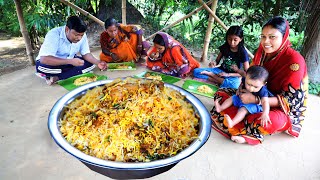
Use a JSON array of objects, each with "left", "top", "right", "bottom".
[
  {"left": 231, "top": 136, "right": 246, "bottom": 144},
  {"left": 214, "top": 99, "right": 221, "bottom": 112},
  {"left": 46, "top": 76, "right": 59, "bottom": 86},
  {"left": 224, "top": 114, "right": 234, "bottom": 128}
]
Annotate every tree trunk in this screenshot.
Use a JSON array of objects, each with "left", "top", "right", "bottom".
[
  {"left": 60, "top": 0, "right": 104, "bottom": 26},
  {"left": 302, "top": 0, "right": 320, "bottom": 83},
  {"left": 97, "top": 0, "right": 144, "bottom": 24},
  {"left": 273, "top": 0, "right": 281, "bottom": 16},
  {"left": 13, "top": 0, "right": 35, "bottom": 65},
  {"left": 263, "top": 0, "right": 268, "bottom": 19},
  {"left": 86, "top": 1, "right": 95, "bottom": 16}
]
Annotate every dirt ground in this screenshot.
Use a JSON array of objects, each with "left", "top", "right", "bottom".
[
  {"left": 1, "top": 55, "right": 320, "bottom": 180},
  {"left": 1, "top": 29, "right": 320, "bottom": 180},
  {"left": 0, "top": 33, "right": 32, "bottom": 76}
]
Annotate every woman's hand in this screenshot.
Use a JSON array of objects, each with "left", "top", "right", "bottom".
[
  {"left": 150, "top": 52, "right": 159, "bottom": 59},
  {"left": 132, "top": 26, "right": 138, "bottom": 32},
  {"left": 111, "top": 53, "right": 121, "bottom": 62},
  {"left": 137, "top": 44, "right": 143, "bottom": 54},
  {"left": 259, "top": 113, "right": 272, "bottom": 127},
  {"left": 238, "top": 89, "right": 256, "bottom": 104}
]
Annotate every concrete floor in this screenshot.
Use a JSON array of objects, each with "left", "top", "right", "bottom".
[{"left": 1, "top": 53, "right": 320, "bottom": 180}]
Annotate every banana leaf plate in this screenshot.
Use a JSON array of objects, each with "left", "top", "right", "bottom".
[
  {"left": 57, "top": 73, "right": 107, "bottom": 91},
  {"left": 134, "top": 71, "right": 181, "bottom": 84},
  {"left": 182, "top": 79, "right": 218, "bottom": 98},
  {"left": 107, "top": 62, "right": 136, "bottom": 71}
]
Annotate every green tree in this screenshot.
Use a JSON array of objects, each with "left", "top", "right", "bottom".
[{"left": 0, "top": 0, "right": 315, "bottom": 67}]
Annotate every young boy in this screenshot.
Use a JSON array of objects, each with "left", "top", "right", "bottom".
[{"left": 214, "top": 65, "right": 273, "bottom": 128}]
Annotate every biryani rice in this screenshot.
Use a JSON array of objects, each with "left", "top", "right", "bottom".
[{"left": 59, "top": 78, "right": 199, "bottom": 162}]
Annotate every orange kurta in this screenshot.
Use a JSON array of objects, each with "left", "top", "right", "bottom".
[{"left": 100, "top": 24, "right": 139, "bottom": 62}]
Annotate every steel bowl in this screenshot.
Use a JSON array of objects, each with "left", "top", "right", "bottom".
[{"left": 48, "top": 79, "right": 212, "bottom": 179}]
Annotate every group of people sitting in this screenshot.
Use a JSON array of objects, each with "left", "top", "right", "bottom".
[{"left": 35, "top": 15, "right": 308, "bottom": 145}]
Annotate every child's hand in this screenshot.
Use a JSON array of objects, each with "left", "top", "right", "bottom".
[
  {"left": 208, "top": 61, "right": 216, "bottom": 68},
  {"left": 218, "top": 72, "right": 229, "bottom": 77},
  {"left": 200, "top": 70, "right": 211, "bottom": 75},
  {"left": 231, "top": 64, "right": 239, "bottom": 72},
  {"left": 259, "top": 113, "right": 272, "bottom": 127},
  {"left": 236, "top": 88, "right": 241, "bottom": 96}
]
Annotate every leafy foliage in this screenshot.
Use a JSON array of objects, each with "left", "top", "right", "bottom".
[
  {"left": 0, "top": 0, "right": 307, "bottom": 54},
  {"left": 0, "top": 0, "right": 98, "bottom": 47},
  {"left": 309, "top": 82, "right": 320, "bottom": 96},
  {"left": 129, "top": 0, "right": 305, "bottom": 56}
]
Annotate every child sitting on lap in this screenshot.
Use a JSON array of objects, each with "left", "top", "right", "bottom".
[{"left": 215, "top": 65, "right": 273, "bottom": 128}]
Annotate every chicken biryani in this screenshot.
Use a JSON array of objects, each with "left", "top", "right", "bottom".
[{"left": 60, "top": 77, "right": 199, "bottom": 162}]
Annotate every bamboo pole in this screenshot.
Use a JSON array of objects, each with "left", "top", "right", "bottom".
[
  {"left": 122, "top": 0, "right": 127, "bottom": 25},
  {"left": 59, "top": 0, "right": 104, "bottom": 27},
  {"left": 146, "top": 1, "right": 213, "bottom": 41},
  {"left": 201, "top": 0, "right": 218, "bottom": 62},
  {"left": 198, "top": 0, "right": 254, "bottom": 58},
  {"left": 198, "top": 0, "right": 227, "bottom": 30},
  {"left": 13, "top": 0, "right": 35, "bottom": 65}
]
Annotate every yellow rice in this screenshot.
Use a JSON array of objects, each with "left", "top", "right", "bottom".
[{"left": 60, "top": 78, "right": 199, "bottom": 162}]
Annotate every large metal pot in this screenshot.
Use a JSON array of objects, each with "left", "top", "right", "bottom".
[{"left": 48, "top": 79, "right": 212, "bottom": 179}]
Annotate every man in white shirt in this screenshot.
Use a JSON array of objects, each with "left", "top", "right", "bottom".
[{"left": 36, "top": 16, "right": 107, "bottom": 85}]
